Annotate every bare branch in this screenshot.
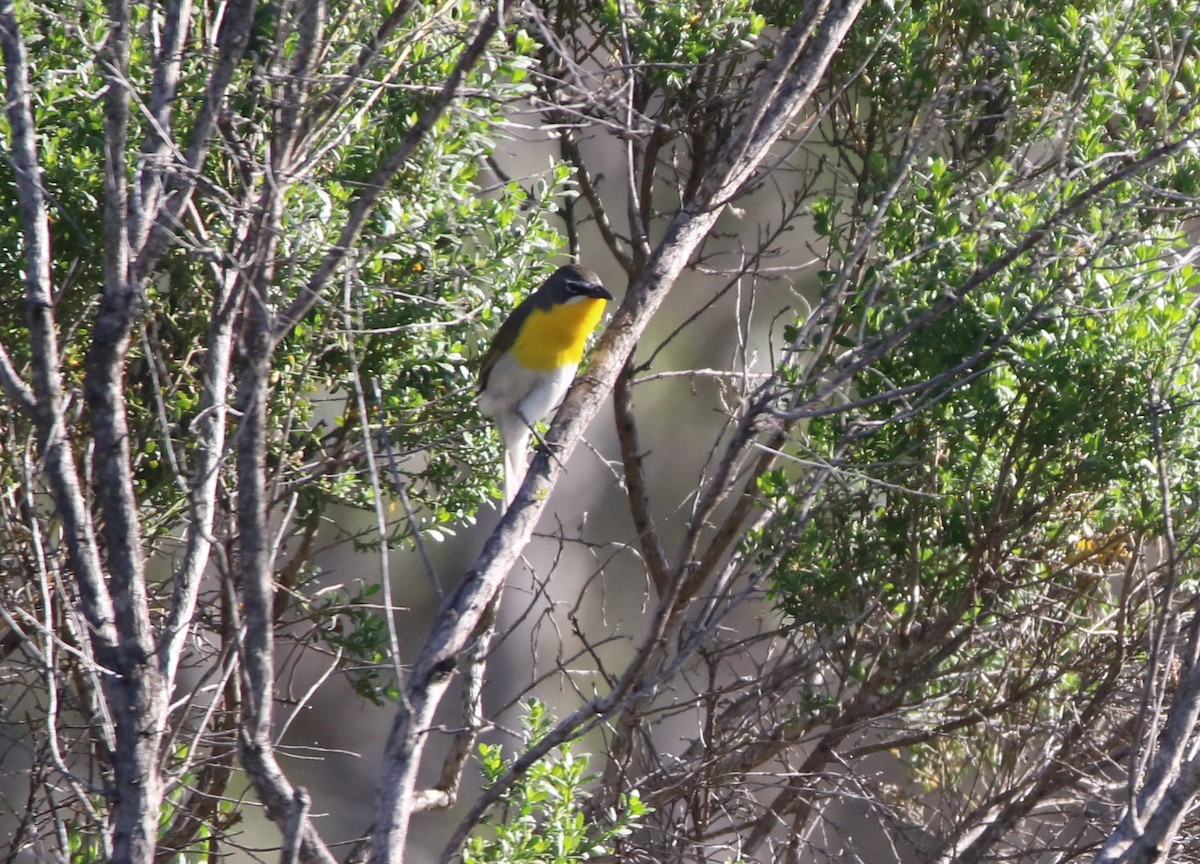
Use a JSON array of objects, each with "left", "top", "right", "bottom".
[
  {"left": 1093, "top": 397, "right": 1200, "bottom": 864},
  {"left": 233, "top": 303, "right": 337, "bottom": 864},
  {"left": 157, "top": 260, "right": 240, "bottom": 685},
  {"left": 130, "top": 0, "right": 195, "bottom": 251},
  {"left": 0, "top": 0, "right": 116, "bottom": 658},
  {"left": 281, "top": 787, "right": 312, "bottom": 864},
  {"left": 614, "top": 361, "right": 670, "bottom": 596},
  {"left": 0, "top": 327, "right": 33, "bottom": 413},
  {"left": 133, "top": 0, "right": 260, "bottom": 281},
  {"left": 412, "top": 598, "right": 498, "bottom": 813},
  {"left": 697, "top": 0, "right": 866, "bottom": 207}
]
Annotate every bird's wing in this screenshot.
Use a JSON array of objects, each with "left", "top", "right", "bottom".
[{"left": 478, "top": 297, "right": 535, "bottom": 393}]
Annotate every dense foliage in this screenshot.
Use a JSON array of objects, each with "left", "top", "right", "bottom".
[{"left": 752, "top": 0, "right": 1200, "bottom": 855}]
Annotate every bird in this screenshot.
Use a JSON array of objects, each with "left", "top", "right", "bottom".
[{"left": 477, "top": 264, "right": 614, "bottom": 506}]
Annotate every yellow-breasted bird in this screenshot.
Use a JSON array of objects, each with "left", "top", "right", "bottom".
[{"left": 478, "top": 264, "right": 613, "bottom": 505}]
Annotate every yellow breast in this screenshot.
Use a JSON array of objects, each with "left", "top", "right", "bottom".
[{"left": 510, "top": 297, "right": 607, "bottom": 371}]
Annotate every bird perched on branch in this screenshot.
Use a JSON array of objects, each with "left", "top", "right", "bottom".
[{"left": 478, "top": 264, "right": 613, "bottom": 506}]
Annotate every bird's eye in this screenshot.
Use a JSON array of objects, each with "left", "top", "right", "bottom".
[{"left": 565, "top": 280, "right": 585, "bottom": 294}]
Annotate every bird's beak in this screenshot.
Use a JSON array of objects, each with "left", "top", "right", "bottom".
[{"left": 590, "top": 284, "right": 615, "bottom": 301}]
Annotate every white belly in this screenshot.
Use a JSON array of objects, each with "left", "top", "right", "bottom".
[{"left": 478, "top": 353, "right": 576, "bottom": 425}]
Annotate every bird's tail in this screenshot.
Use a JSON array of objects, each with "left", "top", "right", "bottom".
[{"left": 498, "top": 416, "right": 532, "bottom": 506}]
